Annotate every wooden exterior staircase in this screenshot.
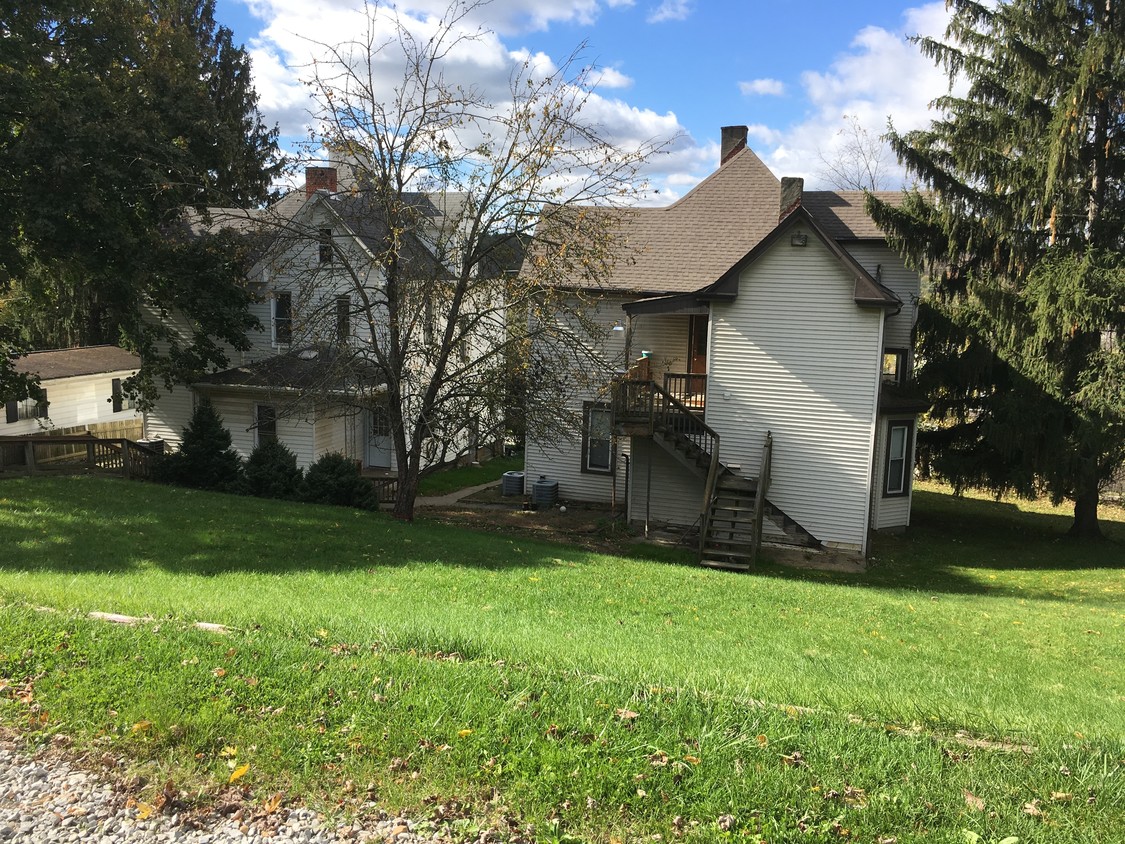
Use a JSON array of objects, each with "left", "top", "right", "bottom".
[{"left": 612, "top": 378, "right": 819, "bottom": 570}]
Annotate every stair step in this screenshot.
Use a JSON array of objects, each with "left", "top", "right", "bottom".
[
  {"left": 700, "top": 558, "right": 751, "bottom": 571},
  {"left": 710, "top": 505, "right": 757, "bottom": 515},
  {"left": 705, "top": 537, "right": 759, "bottom": 549}
]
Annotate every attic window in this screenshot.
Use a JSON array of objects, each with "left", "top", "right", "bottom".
[{"left": 318, "top": 228, "right": 333, "bottom": 264}]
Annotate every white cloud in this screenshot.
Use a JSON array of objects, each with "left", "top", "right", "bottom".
[
  {"left": 738, "top": 78, "right": 786, "bottom": 97},
  {"left": 753, "top": 1, "right": 960, "bottom": 189},
  {"left": 587, "top": 66, "right": 633, "bottom": 89},
  {"left": 647, "top": 0, "right": 692, "bottom": 24}
]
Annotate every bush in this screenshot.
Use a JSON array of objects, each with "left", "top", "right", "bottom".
[
  {"left": 241, "top": 439, "right": 303, "bottom": 500},
  {"left": 301, "top": 452, "right": 377, "bottom": 510},
  {"left": 154, "top": 399, "right": 242, "bottom": 492}
]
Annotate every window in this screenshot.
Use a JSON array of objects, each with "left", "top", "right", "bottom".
[
  {"left": 884, "top": 420, "right": 913, "bottom": 497},
  {"left": 5, "top": 390, "right": 48, "bottom": 424},
  {"left": 256, "top": 404, "right": 278, "bottom": 446},
  {"left": 318, "top": 228, "right": 333, "bottom": 264},
  {"left": 335, "top": 295, "right": 350, "bottom": 343},
  {"left": 274, "top": 292, "right": 292, "bottom": 344},
  {"left": 882, "top": 349, "right": 908, "bottom": 385},
  {"left": 110, "top": 378, "right": 133, "bottom": 413},
  {"left": 581, "top": 402, "right": 613, "bottom": 474}
]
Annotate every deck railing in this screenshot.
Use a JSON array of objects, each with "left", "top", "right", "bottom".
[
  {"left": 611, "top": 378, "right": 720, "bottom": 466},
  {"left": 662, "top": 372, "right": 707, "bottom": 410},
  {"left": 0, "top": 435, "right": 160, "bottom": 480}
]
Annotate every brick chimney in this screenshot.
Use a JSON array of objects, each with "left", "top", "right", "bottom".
[
  {"left": 305, "top": 166, "right": 338, "bottom": 198},
  {"left": 720, "top": 125, "right": 748, "bottom": 165},
  {"left": 780, "top": 176, "right": 803, "bottom": 220}
]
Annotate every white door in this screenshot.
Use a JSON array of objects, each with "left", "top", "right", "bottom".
[{"left": 366, "top": 405, "right": 392, "bottom": 468}]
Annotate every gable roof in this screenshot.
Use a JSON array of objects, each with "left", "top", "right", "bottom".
[
  {"left": 547, "top": 148, "right": 902, "bottom": 300},
  {"left": 14, "top": 346, "right": 140, "bottom": 381},
  {"left": 596, "top": 147, "right": 783, "bottom": 296},
  {"left": 193, "top": 347, "right": 382, "bottom": 394}
]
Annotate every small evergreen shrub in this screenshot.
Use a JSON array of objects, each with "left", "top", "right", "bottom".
[
  {"left": 154, "top": 399, "right": 243, "bottom": 492},
  {"left": 301, "top": 452, "right": 377, "bottom": 510},
  {"left": 241, "top": 439, "right": 303, "bottom": 500}
]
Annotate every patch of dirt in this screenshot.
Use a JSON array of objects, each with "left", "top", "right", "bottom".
[{"left": 418, "top": 489, "right": 648, "bottom": 555}]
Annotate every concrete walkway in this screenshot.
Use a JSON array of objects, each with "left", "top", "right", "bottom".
[{"left": 414, "top": 480, "right": 498, "bottom": 507}]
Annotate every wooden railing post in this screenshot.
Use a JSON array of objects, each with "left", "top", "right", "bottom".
[{"left": 749, "top": 431, "right": 773, "bottom": 570}]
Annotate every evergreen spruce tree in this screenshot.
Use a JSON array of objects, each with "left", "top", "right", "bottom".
[
  {"left": 868, "top": 0, "right": 1125, "bottom": 538},
  {"left": 156, "top": 399, "right": 243, "bottom": 492}
]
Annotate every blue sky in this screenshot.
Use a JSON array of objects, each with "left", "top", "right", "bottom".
[{"left": 214, "top": 0, "right": 955, "bottom": 198}]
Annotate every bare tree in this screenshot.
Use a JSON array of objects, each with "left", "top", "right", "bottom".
[
  {"left": 816, "top": 114, "right": 896, "bottom": 191},
  {"left": 265, "top": 0, "right": 662, "bottom": 520}
]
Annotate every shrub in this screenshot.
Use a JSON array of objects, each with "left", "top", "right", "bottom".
[
  {"left": 241, "top": 439, "right": 303, "bottom": 500},
  {"left": 301, "top": 452, "right": 377, "bottom": 510},
  {"left": 153, "top": 399, "right": 242, "bottom": 492}
]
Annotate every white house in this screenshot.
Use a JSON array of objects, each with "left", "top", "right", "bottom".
[
  {"left": 524, "top": 127, "right": 926, "bottom": 563},
  {"left": 5, "top": 345, "right": 141, "bottom": 436},
  {"left": 145, "top": 166, "right": 506, "bottom": 473}
]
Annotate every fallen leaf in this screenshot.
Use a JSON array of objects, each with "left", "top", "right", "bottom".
[
  {"left": 756, "top": 734, "right": 768, "bottom": 747},
  {"left": 683, "top": 754, "right": 701, "bottom": 765},
  {"left": 220, "top": 745, "right": 238, "bottom": 758},
  {"left": 457, "top": 729, "right": 473, "bottom": 738},
  {"left": 1023, "top": 799, "right": 1042, "bottom": 816},
  {"left": 135, "top": 801, "right": 156, "bottom": 820},
  {"left": 229, "top": 763, "right": 250, "bottom": 784},
  {"left": 212, "top": 667, "right": 226, "bottom": 678},
  {"left": 962, "top": 789, "right": 985, "bottom": 812},
  {"left": 262, "top": 793, "right": 283, "bottom": 814},
  {"left": 781, "top": 751, "right": 805, "bottom": 767},
  {"left": 616, "top": 708, "right": 639, "bottom": 721},
  {"left": 132, "top": 720, "right": 153, "bottom": 733},
  {"left": 1050, "top": 791, "right": 1073, "bottom": 802}
]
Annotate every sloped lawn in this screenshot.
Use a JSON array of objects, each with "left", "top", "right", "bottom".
[{"left": 0, "top": 476, "right": 1121, "bottom": 843}]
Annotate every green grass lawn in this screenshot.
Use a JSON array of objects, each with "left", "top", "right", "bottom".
[
  {"left": 417, "top": 454, "right": 524, "bottom": 497},
  {"left": 0, "top": 476, "right": 1122, "bottom": 843}
]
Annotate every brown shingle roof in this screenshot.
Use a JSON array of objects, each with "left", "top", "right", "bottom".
[
  {"left": 598, "top": 148, "right": 783, "bottom": 295},
  {"left": 14, "top": 346, "right": 140, "bottom": 381},
  {"left": 803, "top": 191, "right": 904, "bottom": 240}
]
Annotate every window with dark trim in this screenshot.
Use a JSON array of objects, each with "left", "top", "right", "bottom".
[
  {"left": 581, "top": 402, "right": 613, "bottom": 474},
  {"left": 111, "top": 378, "right": 124, "bottom": 414},
  {"left": 274, "top": 292, "right": 292, "bottom": 344},
  {"left": 256, "top": 404, "right": 278, "bottom": 446},
  {"left": 318, "top": 228, "right": 333, "bottom": 264},
  {"left": 882, "top": 349, "right": 908, "bottom": 386},
  {"left": 6, "top": 390, "right": 48, "bottom": 423},
  {"left": 883, "top": 420, "right": 913, "bottom": 497}
]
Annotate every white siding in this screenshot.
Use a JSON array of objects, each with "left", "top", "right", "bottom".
[
  {"left": 627, "top": 438, "right": 705, "bottom": 525},
  {"left": 844, "top": 243, "right": 919, "bottom": 352},
  {"left": 204, "top": 391, "right": 317, "bottom": 466},
  {"left": 629, "top": 314, "right": 691, "bottom": 376},
  {"left": 143, "top": 383, "right": 194, "bottom": 447},
  {"left": 524, "top": 296, "right": 630, "bottom": 503},
  {"left": 4, "top": 370, "right": 140, "bottom": 436},
  {"left": 871, "top": 415, "right": 916, "bottom": 530},
  {"left": 705, "top": 224, "right": 884, "bottom": 552}
]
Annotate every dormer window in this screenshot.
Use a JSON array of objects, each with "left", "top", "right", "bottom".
[{"left": 318, "top": 228, "right": 333, "bottom": 264}]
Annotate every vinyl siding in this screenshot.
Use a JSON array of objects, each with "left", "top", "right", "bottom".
[
  {"left": 871, "top": 415, "right": 916, "bottom": 530},
  {"left": 627, "top": 438, "right": 705, "bottom": 525},
  {"left": 706, "top": 225, "right": 884, "bottom": 552},
  {"left": 143, "top": 384, "right": 194, "bottom": 446},
  {"left": 524, "top": 296, "right": 630, "bottom": 503},
  {"left": 207, "top": 391, "right": 317, "bottom": 467},
  {"left": 629, "top": 314, "right": 691, "bottom": 376},
  {"left": 3, "top": 370, "right": 140, "bottom": 436},
  {"left": 844, "top": 244, "right": 919, "bottom": 352}
]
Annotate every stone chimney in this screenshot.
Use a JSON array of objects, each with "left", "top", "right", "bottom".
[
  {"left": 305, "top": 166, "right": 338, "bottom": 198},
  {"left": 720, "top": 125, "right": 748, "bottom": 165},
  {"left": 780, "top": 176, "right": 803, "bottom": 220}
]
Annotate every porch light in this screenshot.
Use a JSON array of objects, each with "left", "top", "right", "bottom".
[{"left": 611, "top": 321, "right": 625, "bottom": 331}]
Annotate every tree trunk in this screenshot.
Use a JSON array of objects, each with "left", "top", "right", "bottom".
[
  {"left": 1067, "top": 481, "right": 1103, "bottom": 540},
  {"left": 392, "top": 465, "right": 418, "bottom": 522}
]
